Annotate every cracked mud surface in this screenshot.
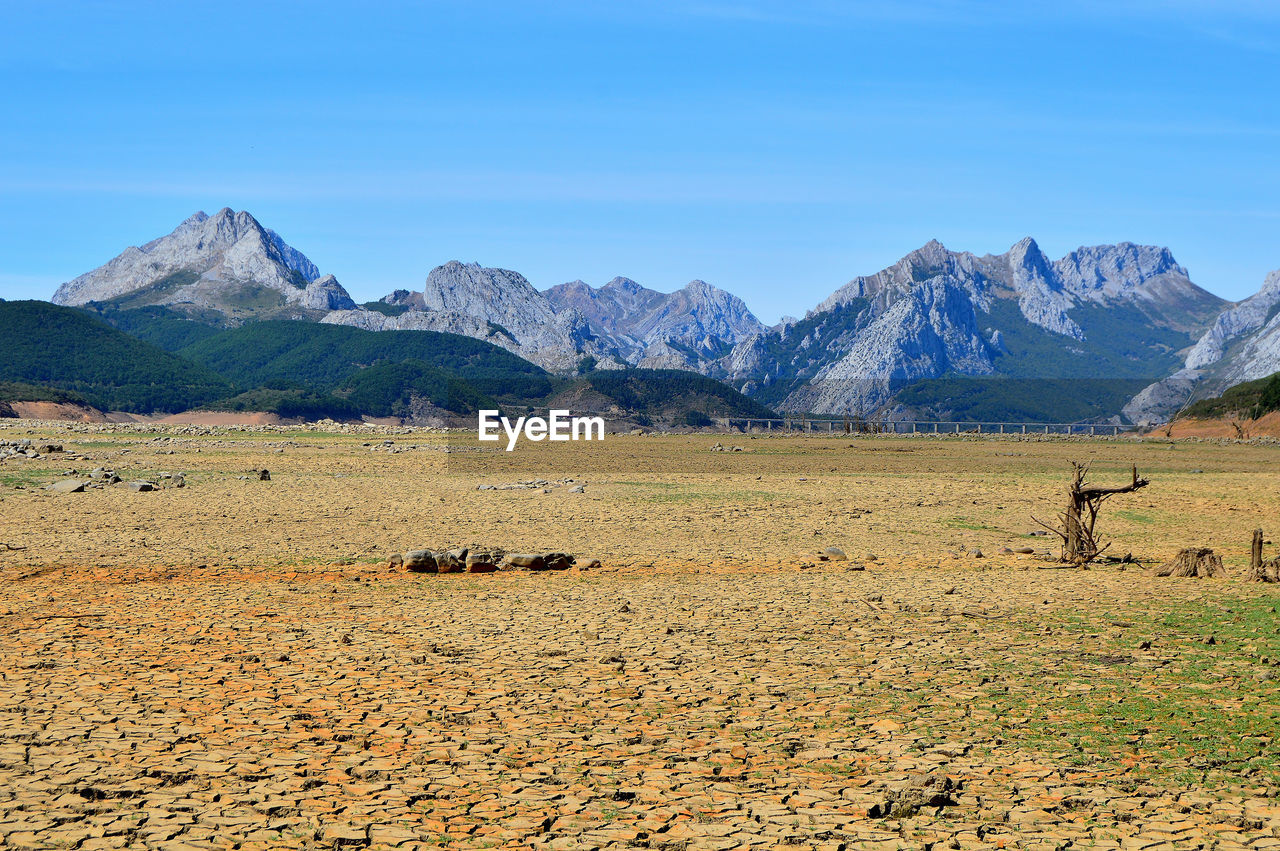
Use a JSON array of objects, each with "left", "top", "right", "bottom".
[{"left": 1, "top": 424, "right": 1278, "bottom": 849}]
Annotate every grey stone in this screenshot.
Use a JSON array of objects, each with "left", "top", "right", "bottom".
[
  {"left": 465, "top": 552, "right": 497, "bottom": 573},
  {"left": 542, "top": 553, "right": 575, "bottom": 570},
  {"left": 437, "top": 549, "right": 467, "bottom": 573},
  {"left": 403, "top": 550, "right": 437, "bottom": 573}
]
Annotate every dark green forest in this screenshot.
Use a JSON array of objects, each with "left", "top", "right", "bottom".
[
  {"left": 0, "top": 302, "right": 774, "bottom": 422},
  {"left": 1184, "top": 372, "right": 1280, "bottom": 421},
  {"left": 0, "top": 301, "right": 232, "bottom": 412}
]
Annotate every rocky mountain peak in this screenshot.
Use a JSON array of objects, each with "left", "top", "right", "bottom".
[
  {"left": 51, "top": 208, "right": 348, "bottom": 318},
  {"left": 536, "top": 273, "right": 765, "bottom": 369},
  {"left": 422, "top": 261, "right": 554, "bottom": 319},
  {"left": 174, "top": 210, "right": 210, "bottom": 230},
  {"left": 602, "top": 276, "right": 643, "bottom": 292},
  {"left": 999, "top": 236, "right": 1082, "bottom": 339},
  {"left": 1005, "top": 236, "right": 1049, "bottom": 271},
  {"left": 1055, "top": 243, "right": 1187, "bottom": 301}
]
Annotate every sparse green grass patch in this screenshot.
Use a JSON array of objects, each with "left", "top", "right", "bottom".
[{"left": 978, "top": 593, "right": 1280, "bottom": 786}]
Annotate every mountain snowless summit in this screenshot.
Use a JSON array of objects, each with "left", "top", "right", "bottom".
[
  {"left": 725, "top": 238, "right": 1228, "bottom": 415},
  {"left": 45, "top": 208, "right": 1280, "bottom": 420},
  {"left": 543, "top": 276, "right": 764, "bottom": 367},
  {"left": 323, "top": 261, "right": 767, "bottom": 372},
  {"left": 52, "top": 208, "right": 356, "bottom": 318}
]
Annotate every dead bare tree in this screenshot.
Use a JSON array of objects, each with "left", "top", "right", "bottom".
[{"left": 1033, "top": 462, "right": 1150, "bottom": 566}]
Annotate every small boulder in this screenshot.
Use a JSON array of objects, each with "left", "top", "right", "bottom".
[
  {"left": 822, "top": 547, "right": 848, "bottom": 561},
  {"left": 47, "top": 479, "right": 88, "bottom": 494},
  {"left": 542, "top": 552, "right": 575, "bottom": 571},
  {"left": 404, "top": 550, "right": 438, "bottom": 573},
  {"left": 569, "top": 484, "right": 585, "bottom": 494},
  {"left": 126, "top": 481, "right": 155, "bottom": 492},
  {"left": 437, "top": 549, "right": 467, "bottom": 573},
  {"left": 465, "top": 551, "right": 497, "bottom": 573},
  {"left": 504, "top": 553, "right": 545, "bottom": 570},
  {"left": 578, "top": 557, "right": 602, "bottom": 571},
  {"left": 256, "top": 469, "right": 271, "bottom": 481},
  {"left": 386, "top": 553, "right": 404, "bottom": 570}
]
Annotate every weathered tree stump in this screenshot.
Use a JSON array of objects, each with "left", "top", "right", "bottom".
[
  {"left": 1155, "top": 548, "right": 1223, "bottom": 578},
  {"left": 1246, "top": 529, "right": 1280, "bottom": 582}
]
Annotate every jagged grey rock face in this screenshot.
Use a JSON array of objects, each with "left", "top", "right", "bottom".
[
  {"left": 331, "top": 266, "right": 762, "bottom": 373},
  {"left": 1005, "top": 237, "right": 1082, "bottom": 340},
  {"left": 264, "top": 228, "right": 320, "bottom": 283},
  {"left": 324, "top": 262, "right": 612, "bottom": 372},
  {"left": 322, "top": 307, "right": 512, "bottom": 343},
  {"left": 381, "top": 289, "right": 426, "bottom": 310},
  {"left": 544, "top": 276, "right": 765, "bottom": 364},
  {"left": 814, "top": 238, "right": 1081, "bottom": 339},
  {"left": 299, "top": 274, "right": 357, "bottom": 311},
  {"left": 422, "top": 262, "right": 557, "bottom": 329},
  {"left": 1185, "top": 269, "right": 1280, "bottom": 370},
  {"left": 1125, "top": 268, "right": 1280, "bottom": 423},
  {"left": 1053, "top": 243, "right": 1186, "bottom": 302},
  {"left": 1223, "top": 309, "right": 1280, "bottom": 384},
  {"left": 51, "top": 208, "right": 354, "bottom": 319},
  {"left": 1122, "top": 367, "right": 1205, "bottom": 425},
  {"left": 735, "top": 237, "right": 1224, "bottom": 416},
  {"left": 783, "top": 274, "right": 997, "bottom": 413}
]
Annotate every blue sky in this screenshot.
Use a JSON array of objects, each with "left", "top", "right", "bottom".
[{"left": 1, "top": 1, "right": 1277, "bottom": 323}]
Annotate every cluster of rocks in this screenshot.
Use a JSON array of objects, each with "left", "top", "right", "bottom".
[
  {"left": 709, "top": 443, "right": 745, "bottom": 452},
  {"left": 0, "top": 440, "right": 77, "bottom": 461},
  {"left": 386, "top": 548, "right": 600, "bottom": 574},
  {"left": 0, "top": 420, "right": 442, "bottom": 438},
  {"left": 46, "top": 468, "right": 185, "bottom": 494},
  {"left": 235, "top": 469, "right": 271, "bottom": 481},
  {"left": 476, "top": 478, "right": 586, "bottom": 494},
  {"left": 362, "top": 440, "right": 432, "bottom": 454}
]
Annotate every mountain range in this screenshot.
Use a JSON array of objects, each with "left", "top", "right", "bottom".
[{"left": 47, "top": 208, "right": 1280, "bottom": 423}]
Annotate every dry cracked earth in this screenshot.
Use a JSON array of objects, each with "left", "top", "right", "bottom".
[{"left": 1, "top": 423, "right": 1279, "bottom": 850}]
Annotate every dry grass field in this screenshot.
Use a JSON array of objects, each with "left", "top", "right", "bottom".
[{"left": 2, "top": 421, "right": 1279, "bottom": 850}]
